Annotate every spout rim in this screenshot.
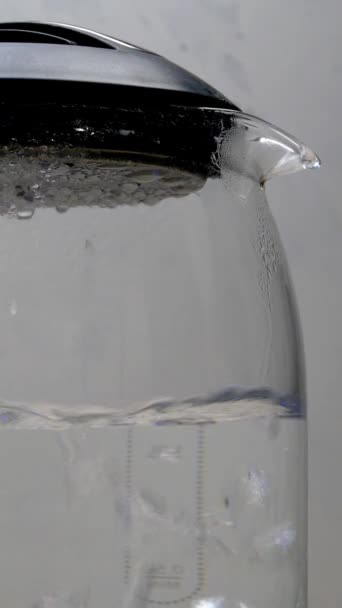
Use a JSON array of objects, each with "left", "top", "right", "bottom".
[{"left": 200, "top": 107, "right": 321, "bottom": 182}]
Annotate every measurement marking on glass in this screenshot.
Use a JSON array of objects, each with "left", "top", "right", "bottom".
[
  {"left": 124, "top": 427, "right": 133, "bottom": 585},
  {"left": 125, "top": 425, "right": 206, "bottom": 605}
]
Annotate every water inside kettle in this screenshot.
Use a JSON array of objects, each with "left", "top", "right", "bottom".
[{"left": 0, "top": 402, "right": 305, "bottom": 608}]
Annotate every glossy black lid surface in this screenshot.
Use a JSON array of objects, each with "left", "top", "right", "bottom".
[{"left": 0, "top": 21, "right": 239, "bottom": 109}]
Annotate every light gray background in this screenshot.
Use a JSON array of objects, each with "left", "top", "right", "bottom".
[{"left": 0, "top": 1, "right": 341, "bottom": 606}]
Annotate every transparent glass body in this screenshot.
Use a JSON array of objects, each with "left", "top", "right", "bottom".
[{"left": 0, "top": 107, "right": 319, "bottom": 608}]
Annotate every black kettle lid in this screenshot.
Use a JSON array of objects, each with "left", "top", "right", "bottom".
[{"left": 0, "top": 21, "right": 239, "bottom": 109}]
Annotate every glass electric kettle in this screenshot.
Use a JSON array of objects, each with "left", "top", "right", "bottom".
[{"left": 0, "top": 22, "right": 319, "bottom": 608}]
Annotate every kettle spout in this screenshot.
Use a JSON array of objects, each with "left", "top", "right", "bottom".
[
  {"left": 255, "top": 135, "right": 320, "bottom": 183},
  {"left": 216, "top": 110, "right": 321, "bottom": 184}
]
